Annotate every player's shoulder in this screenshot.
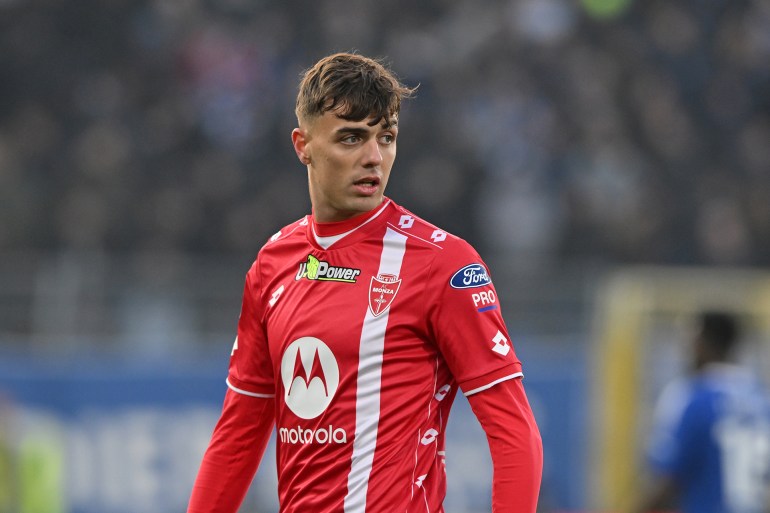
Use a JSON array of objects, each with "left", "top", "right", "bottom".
[
  {"left": 385, "top": 203, "right": 476, "bottom": 254},
  {"left": 384, "top": 202, "right": 494, "bottom": 287},
  {"left": 243, "top": 215, "right": 310, "bottom": 284},
  {"left": 259, "top": 215, "right": 311, "bottom": 251},
  {"left": 246, "top": 215, "right": 311, "bottom": 277}
]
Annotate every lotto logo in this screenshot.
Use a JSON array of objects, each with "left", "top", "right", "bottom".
[
  {"left": 431, "top": 229, "right": 447, "bottom": 243},
  {"left": 434, "top": 384, "right": 451, "bottom": 401},
  {"left": 421, "top": 428, "right": 439, "bottom": 445},
  {"left": 398, "top": 215, "right": 414, "bottom": 229},
  {"left": 491, "top": 330, "right": 510, "bottom": 356},
  {"left": 269, "top": 285, "right": 285, "bottom": 307}
]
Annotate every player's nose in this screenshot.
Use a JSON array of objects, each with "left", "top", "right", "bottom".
[{"left": 361, "top": 138, "right": 383, "bottom": 167}]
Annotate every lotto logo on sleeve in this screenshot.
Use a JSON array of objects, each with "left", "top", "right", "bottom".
[
  {"left": 449, "top": 263, "right": 492, "bottom": 289},
  {"left": 491, "top": 330, "right": 511, "bottom": 356}
]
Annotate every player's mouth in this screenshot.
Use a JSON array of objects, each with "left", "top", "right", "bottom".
[{"left": 353, "top": 176, "right": 381, "bottom": 196}]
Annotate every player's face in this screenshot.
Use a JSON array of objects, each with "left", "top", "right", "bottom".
[{"left": 293, "top": 110, "right": 397, "bottom": 223}]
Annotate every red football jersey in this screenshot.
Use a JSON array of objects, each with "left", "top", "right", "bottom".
[{"left": 227, "top": 198, "right": 523, "bottom": 513}]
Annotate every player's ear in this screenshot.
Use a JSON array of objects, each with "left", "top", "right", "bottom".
[{"left": 292, "top": 128, "right": 311, "bottom": 166}]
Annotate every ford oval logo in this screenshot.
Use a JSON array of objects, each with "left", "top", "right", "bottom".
[{"left": 450, "top": 263, "right": 492, "bottom": 289}]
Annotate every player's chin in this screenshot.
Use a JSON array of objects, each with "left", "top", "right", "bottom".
[
  {"left": 346, "top": 189, "right": 382, "bottom": 204},
  {"left": 352, "top": 194, "right": 384, "bottom": 211}
]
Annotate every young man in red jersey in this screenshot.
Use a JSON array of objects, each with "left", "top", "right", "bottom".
[{"left": 187, "top": 52, "right": 543, "bottom": 513}]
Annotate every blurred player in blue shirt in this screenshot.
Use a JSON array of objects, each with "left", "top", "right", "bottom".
[{"left": 635, "top": 311, "right": 770, "bottom": 513}]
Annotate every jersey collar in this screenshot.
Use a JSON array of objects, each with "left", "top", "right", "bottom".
[{"left": 310, "top": 199, "right": 392, "bottom": 250}]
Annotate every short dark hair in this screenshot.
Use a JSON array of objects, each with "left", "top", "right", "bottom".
[
  {"left": 295, "top": 52, "right": 416, "bottom": 128},
  {"left": 699, "top": 311, "right": 740, "bottom": 357}
]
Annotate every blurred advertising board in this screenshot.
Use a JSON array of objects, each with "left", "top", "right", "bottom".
[{"left": 0, "top": 345, "right": 585, "bottom": 513}]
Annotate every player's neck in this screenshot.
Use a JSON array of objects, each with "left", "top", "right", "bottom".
[{"left": 312, "top": 199, "right": 390, "bottom": 237}]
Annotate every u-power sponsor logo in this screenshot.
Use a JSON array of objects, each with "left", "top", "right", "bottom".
[
  {"left": 296, "top": 254, "right": 361, "bottom": 283},
  {"left": 449, "top": 263, "right": 492, "bottom": 289}
]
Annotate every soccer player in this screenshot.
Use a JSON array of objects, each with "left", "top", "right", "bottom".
[
  {"left": 187, "top": 52, "right": 543, "bottom": 513},
  {"left": 634, "top": 311, "right": 770, "bottom": 513}
]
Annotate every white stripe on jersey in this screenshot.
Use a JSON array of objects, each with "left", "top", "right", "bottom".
[{"left": 343, "top": 227, "right": 408, "bottom": 513}]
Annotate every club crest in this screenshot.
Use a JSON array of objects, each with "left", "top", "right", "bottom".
[{"left": 368, "top": 273, "right": 402, "bottom": 317}]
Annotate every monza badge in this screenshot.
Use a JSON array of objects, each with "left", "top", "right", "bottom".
[{"left": 368, "top": 273, "right": 402, "bottom": 317}]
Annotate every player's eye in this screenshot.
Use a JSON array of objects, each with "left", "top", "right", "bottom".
[
  {"left": 341, "top": 134, "right": 361, "bottom": 144},
  {"left": 379, "top": 133, "right": 395, "bottom": 144}
]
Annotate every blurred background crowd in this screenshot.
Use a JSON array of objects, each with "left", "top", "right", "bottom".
[
  {"left": 1, "top": 1, "right": 770, "bottom": 512},
  {"left": 2, "top": 0, "right": 769, "bottom": 266}
]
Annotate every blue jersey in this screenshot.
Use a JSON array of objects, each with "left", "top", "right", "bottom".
[{"left": 647, "top": 364, "right": 770, "bottom": 513}]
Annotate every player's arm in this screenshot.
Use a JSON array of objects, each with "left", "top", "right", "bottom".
[
  {"left": 189, "top": 261, "right": 276, "bottom": 513},
  {"left": 467, "top": 377, "right": 543, "bottom": 513},
  {"left": 188, "top": 389, "right": 275, "bottom": 513},
  {"left": 424, "top": 241, "right": 543, "bottom": 512}
]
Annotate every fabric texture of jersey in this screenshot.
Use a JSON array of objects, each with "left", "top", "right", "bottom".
[
  {"left": 646, "top": 363, "right": 770, "bottom": 513},
  {"left": 227, "top": 198, "right": 523, "bottom": 513}
]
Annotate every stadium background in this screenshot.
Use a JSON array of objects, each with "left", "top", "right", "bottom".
[{"left": 0, "top": 0, "right": 769, "bottom": 512}]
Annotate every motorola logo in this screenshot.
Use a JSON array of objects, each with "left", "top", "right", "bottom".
[{"left": 280, "top": 337, "right": 339, "bottom": 419}]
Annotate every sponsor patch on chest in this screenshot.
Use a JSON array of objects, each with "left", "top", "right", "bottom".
[{"left": 295, "top": 254, "right": 361, "bottom": 283}]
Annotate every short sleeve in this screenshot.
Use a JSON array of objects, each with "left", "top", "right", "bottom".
[
  {"left": 425, "top": 239, "right": 522, "bottom": 396},
  {"left": 226, "top": 260, "right": 275, "bottom": 398}
]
